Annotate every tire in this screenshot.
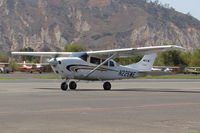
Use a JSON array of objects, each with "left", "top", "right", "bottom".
[
  {"left": 61, "top": 82, "right": 68, "bottom": 91},
  {"left": 103, "top": 82, "right": 111, "bottom": 90},
  {"left": 69, "top": 81, "right": 77, "bottom": 90}
]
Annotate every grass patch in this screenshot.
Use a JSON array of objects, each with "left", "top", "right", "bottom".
[
  {"left": 33, "top": 76, "right": 61, "bottom": 79},
  {"left": 136, "top": 76, "right": 200, "bottom": 79},
  {"left": 0, "top": 78, "right": 21, "bottom": 80}
]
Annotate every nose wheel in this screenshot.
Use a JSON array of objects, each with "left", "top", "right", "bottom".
[
  {"left": 60, "top": 81, "right": 77, "bottom": 91},
  {"left": 103, "top": 82, "right": 111, "bottom": 90}
]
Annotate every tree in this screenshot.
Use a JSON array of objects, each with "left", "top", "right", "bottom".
[
  {"left": 64, "top": 44, "right": 85, "bottom": 52},
  {"left": 155, "top": 50, "right": 187, "bottom": 66},
  {"left": 8, "top": 60, "right": 20, "bottom": 71},
  {"left": 190, "top": 49, "right": 200, "bottom": 66},
  {"left": 0, "top": 53, "right": 8, "bottom": 62},
  {"left": 19, "top": 47, "right": 36, "bottom": 61},
  {"left": 180, "top": 52, "right": 191, "bottom": 67}
]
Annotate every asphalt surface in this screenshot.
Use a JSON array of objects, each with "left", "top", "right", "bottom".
[{"left": 0, "top": 73, "right": 200, "bottom": 133}]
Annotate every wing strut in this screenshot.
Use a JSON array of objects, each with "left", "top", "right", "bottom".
[{"left": 83, "top": 53, "right": 117, "bottom": 79}]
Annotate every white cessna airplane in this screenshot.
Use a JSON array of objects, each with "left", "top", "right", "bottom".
[{"left": 12, "top": 45, "right": 184, "bottom": 91}]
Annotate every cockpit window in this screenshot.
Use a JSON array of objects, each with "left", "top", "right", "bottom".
[
  {"left": 90, "top": 57, "right": 101, "bottom": 65},
  {"left": 89, "top": 57, "right": 116, "bottom": 67}
]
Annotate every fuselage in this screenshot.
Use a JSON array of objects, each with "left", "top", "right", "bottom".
[
  {"left": 50, "top": 57, "right": 142, "bottom": 81},
  {"left": 20, "top": 64, "right": 44, "bottom": 70}
]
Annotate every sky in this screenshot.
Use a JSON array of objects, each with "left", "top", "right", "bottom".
[{"left": 152, "top": 0, "right": 200, "bottom": 20}]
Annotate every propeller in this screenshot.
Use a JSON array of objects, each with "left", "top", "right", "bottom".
[{"left": 48, "top": 54, "right": 59, "bottom": 67}]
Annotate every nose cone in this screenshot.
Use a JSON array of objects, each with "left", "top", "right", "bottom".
[{"left": 48, "top": 58, "right": 58, "bottom": 66}]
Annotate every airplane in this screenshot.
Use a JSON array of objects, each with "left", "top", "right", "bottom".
[
  {"left": 19, "top": 61, "right": 47, "bottom": 73},
  {"left": 152, "top": 66, "right": 177, "bottom": 73},
  {"left": 0, "top": 62, "right": 12, "bottom": 73},
  {"left": 12, "top": 45, "right": 184, "bottom": 91}
]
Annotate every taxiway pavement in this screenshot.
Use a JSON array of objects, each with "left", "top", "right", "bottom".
[{"left": 0, "top": 74, "right": 200, "bottom": 133}]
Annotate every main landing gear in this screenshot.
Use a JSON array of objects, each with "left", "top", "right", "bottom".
[
  {"left": 61, "top": 81, "right": 77, "bottom": 91},
  {"left": 61, "top": 82, "right": 68, "bottom": 91},
  {"left": 60, "top": 81, "right": 112, "bottom": 91},
  {"left": 103, "top": 82, "right": 111, "bottom": 90}
]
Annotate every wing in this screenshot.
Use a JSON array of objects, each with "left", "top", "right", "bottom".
[
  {"left": 87, "top": 45, "right": 185, "bottom": 58},
  {"left": 0, "top": 62, "right": 9, "bottom": 65},
  {"left": 12, "top": 52, "right": 73, "bottom": 57},
  {"left": 12, "top": 45, "right": 185, "bottom": 58},
  {"left": 17, "top": 62, "right": 49, "bottom": 65}
]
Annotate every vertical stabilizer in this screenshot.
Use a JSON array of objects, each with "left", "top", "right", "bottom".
[
  {"left": 127, "top": 53, "right": 157, "bottom": 71},
  {"left": 23, "top": 61, "right": 26, "bottom": 67}
]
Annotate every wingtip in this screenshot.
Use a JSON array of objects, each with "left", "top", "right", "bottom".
[
  {"left": 11, "top": 52, "right": 19, "bottom": 55},
  {"left": 171, "top": 45, "right": 186, "bottom": 51}
]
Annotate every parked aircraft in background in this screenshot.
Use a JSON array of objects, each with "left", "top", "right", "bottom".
[
  {"left": 19, "top": 61, "right": 48, "bottom": 73},
  {"left": 184, "top": 67, "right": 200, "bottom": 74},
  {"left": 152, "top": 66, "right": 175, "bottom": 73},
  {"left": 12, "top": 45, "right": 184, "bottom": 91}
]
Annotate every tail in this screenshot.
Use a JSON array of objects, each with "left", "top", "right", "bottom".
[
  {"left": 23, "top": 61, "right": 26, "bottom": 67},
  {"left": 126, "top": 53, "right": 157, "bottom": 71}
]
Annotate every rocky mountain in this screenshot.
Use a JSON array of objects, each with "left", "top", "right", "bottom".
[{"left": 0, "top": 0, "right": 200, "bottom": 53}]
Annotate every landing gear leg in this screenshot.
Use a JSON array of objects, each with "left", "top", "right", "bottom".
[
  {"left": 61, "top": 82, "right": 68, "bottom": 91},
  {"left": 103, "top": 82, "right": 111, "bottom": 90},
  {"left": 69, "top": 81, "right": 77, "bottom": 90}
]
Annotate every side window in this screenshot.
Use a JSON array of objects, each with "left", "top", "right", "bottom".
[
  {"left": 102, "top": 59, "right": 108, "bottom": 66},
  {"left": 109, "top": 61, "right": 115, "bottom": 67},
  {"left": 90, "top": 57, "right": 101, "bottom": 65}
]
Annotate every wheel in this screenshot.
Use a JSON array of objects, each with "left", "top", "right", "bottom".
[
  {"left": 69, "top": 81, "right": 77, "bottom": 90},
  {"left": 61, "top": 82, "right": 68, "bottom": 91},
  {"left": 103, "top": 82, "right": 111, "bottom": 90}
]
